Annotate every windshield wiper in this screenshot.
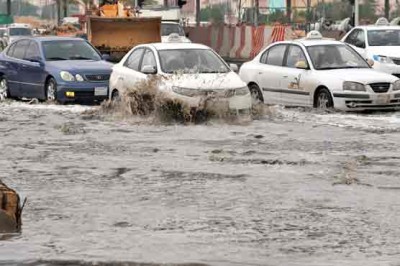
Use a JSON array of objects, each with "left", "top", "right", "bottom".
[
  {"left": 69, "top": 56, "right": 93, "bottom": 60},
  {"left": 46, "top": 57, "right": 67, "bottom": 61}
]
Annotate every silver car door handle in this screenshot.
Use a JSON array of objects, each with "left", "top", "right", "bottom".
[
  {"left": 258, "top": 72, "right": 262, "bottom": 75},
  {"left": 283, "top": 75, "right": 288, "bottom": 78}
]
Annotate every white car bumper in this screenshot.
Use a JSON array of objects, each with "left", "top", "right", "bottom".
[
  {"left": 332, "top": 91, "right": 400, "bottom": 111},
  {"left": 172, "top": 93, "right": 252, "bottom": 111},
  {"left": 373, "top": 62, "right": 400, "bottom": 77}
]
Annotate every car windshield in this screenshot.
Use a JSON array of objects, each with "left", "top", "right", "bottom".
[
  {"left": 43, "top": 40, "right": 101, "bottom": 61},
  {"left": 307, "top": 44, "right": 369, "bottom": 70},
  {"left": 159, "top": 49, "right": 230, "bottom": 74},
  {"left": 367, "top": 29, "right": 400, "bottom": 46},
  {"left": 161, "top": 24, "right": 185, "bottom": 36},
  {"left": 9, "top": 28, "right": 32, "bottom": 36}
]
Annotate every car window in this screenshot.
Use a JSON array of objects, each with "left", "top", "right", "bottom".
[
  {"left": 6, "top": 42, "right": 17, "bottom": 57},
  {"left": 260, "top": 50, "right": 268, "bottom": 64},
  {"left": 285, "top": 45, "right": 307, "bottom": 68},
  {"left": 141, "top": 49, "right": 156, "bottom": 70},
  {"left": 25, "top": 41, "right": 41, "bottom": 59},
  {"left": 345, "top": 29, "right": 365, "bottom": 48},
  {"left": 43, "top": 40, "right": 101, "bottom": 61},
  {"left": 124, "top": 48, "right": 144, "bottom": 71},
  {"left": 12, "top": 40, "right": 29, "bottom": 60},
  {"left": 367, "top": 29, "right": 400, "bottom": 46},
  {"left": 265, "top": 45, "right": 287, "bottom": 66},
  {"left": 307, "top": 44, "right": 369, "bottom": 70}
]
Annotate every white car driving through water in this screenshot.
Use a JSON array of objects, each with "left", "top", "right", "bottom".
[
  {"left": 342, "top": 18, "right": 400, "bottom": 78},
  {"left": 239, "top": 31, "right": 400, "bottom": 111},
  {"left": 109, "top": 43, "right": 252, "bottom": 113}
]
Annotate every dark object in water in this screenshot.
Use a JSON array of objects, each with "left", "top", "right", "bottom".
[{"left": 0, "top": 181, "right": 24, "bottom": 233}]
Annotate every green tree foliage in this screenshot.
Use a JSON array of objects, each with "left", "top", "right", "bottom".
[
  {"left": 0, "top": 0, "right": 39, "bottom": 16},
  {"left": 200, "top": 4, "right": 226, "bottom": 23}
]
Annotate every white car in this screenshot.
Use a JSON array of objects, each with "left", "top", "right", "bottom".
[
  {"left": 3, "top": 24, "right": 32, "bottom": 46},
  {"left": 239, "top": 31, "right": 400, "bottom": 111},
  {"left": 342, "top": 18, "right": 400, "bottom": 78},
  {"left": 109, "top": 43, "right": 252, "bottom": 112},
  {"left": 161, "top": 22, "right": 191, "bottom": 43}
]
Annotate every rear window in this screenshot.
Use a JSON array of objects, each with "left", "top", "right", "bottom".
[{"left": 367, "top": 29, "right": 400, "bottom": 46}]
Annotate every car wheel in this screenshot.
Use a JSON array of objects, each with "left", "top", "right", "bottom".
[
  {"left": 0, "top": 76, "right": 10, "bottom": 100},
  {"left": 111, "top": 90, "right": 120, "bottom": 101},
  {"left": 315, "top": 88, "right": 333, "bottom": 109},
  {"left": 249, "top": 84, "right": 263, "bottom": 104},
  {"left": 45, "top": 78, "right": 57, "bottom": 102}
]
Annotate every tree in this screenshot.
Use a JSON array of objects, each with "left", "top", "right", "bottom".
[{"left": 200, "top": 4, "right": 226, "bottom": 23}]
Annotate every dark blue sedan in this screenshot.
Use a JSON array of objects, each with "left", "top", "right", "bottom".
[{"left": 0, "top": 37, "right": 113, "bottom": 103}]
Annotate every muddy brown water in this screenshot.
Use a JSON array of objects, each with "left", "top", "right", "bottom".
[{"left": 1, "top": 102, "right": 400, "bottom": 266}]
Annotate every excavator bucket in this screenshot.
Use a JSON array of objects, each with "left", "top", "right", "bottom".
[{"left": 87, "top": 16, "right": 161, "bottom": 61}]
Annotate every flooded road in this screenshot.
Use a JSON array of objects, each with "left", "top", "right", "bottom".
[{"left": 1, "top": 101, "right": 400, "bottom": 266}]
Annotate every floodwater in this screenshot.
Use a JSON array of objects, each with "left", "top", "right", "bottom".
[{"left": 1, "top": 101, "right": 400, "bottom": 266}]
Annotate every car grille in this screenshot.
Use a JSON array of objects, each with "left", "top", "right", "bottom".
[
  {"left": 370, "top": 83, "right": 390, "bottom": 93},
  {"left": 74, "top": 90, "right": 94, "bottom": 98},
  {"left": 392, "top": 58, "right": 400, "bottom": 65},
  {"left": 85, "top": 74, "right": 110, "bottom": 82}
]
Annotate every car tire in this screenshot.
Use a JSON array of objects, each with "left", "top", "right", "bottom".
[
  {"left": 315, "top": 88, "right": 334, "bottom": 109},
  {"left": 0, "top": 76, "right": 10, "bottom": 100},
  {"left": 45, "top": 78, "right": 57, "bottom": 102},
  {"left": 111, "top": 89, "right": 120, "bottom": 101},
  {"left": 249, "top": 83, "right": 263, "bottom": 104}
]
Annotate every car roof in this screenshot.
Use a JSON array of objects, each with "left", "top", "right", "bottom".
[
  {"left": 17, "top": 36, "right": 85, "bottom": 42},
  {"left": 291, "top": 38, "right": 345, "bottom": 47},
  {"left": 148, "top": 42, "right": 210, "bottom": 50},
  {"left": 354, "top": 25, "right": 400, "bottom": 31}
]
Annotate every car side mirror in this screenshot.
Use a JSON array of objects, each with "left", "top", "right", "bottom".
[
  {"left": 141, "top": 65, "right": 157, "bottom": 75},
  {"left": 25, "top": 56, "right": 44, "bottom": 66},
  {"left": 367, "top": 58, "right": 374, "bottom": 67},
  {"left": 230, "top": 63, "right": 239, "bottom": 72},
  {"left": 185, "top": 32, "right": 189, "bottom": 38},
  {"left": 295, "top": 60, "right": 309, "bottom": 69},
  {"left": 101, "top": 54, "right": 110, "bottom": 61}
]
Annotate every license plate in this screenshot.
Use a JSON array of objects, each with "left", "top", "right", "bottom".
[
  {"left": 377, "top": 94, "right": 390, "bottom": 104},
  {"left": 94, "top": 87, "right": 108, "bottom": 96}
]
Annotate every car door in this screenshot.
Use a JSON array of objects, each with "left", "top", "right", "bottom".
[
  {"left": 2, "top": 41, "right": 23, "bottom": 97},
  {"left": 343, "top": 29, "right": 367, "bottom": 58},
  {"left": 10, "top": 40, "right": 33, "bottom": 97},
  {"left": 256, "top": 44, "right": 288, "bottom": 105},
  {"left": 20, "top": 40, "right": 46, "bottom": 98},
  {"left": 280, "top": 44, "right": 312, "bottom": 107},
  {"left": 120, "top": 47, "right": 145, "bottom": 91}
]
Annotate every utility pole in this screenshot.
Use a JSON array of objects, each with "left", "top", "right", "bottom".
[
  {"left": 286, "top": 0, "right": 291, "bottom": 23},
  {"left": 6, "top": 0, "right": 11, "bottom": 16},
  {"left": 306, "top": 0, "right": 311, "bottom": 31},
  {"left": 63, "top": 0, "right": 67, "bottom": 17},
  {"left": 196, "top": 0, "right": 200, "bottom": 26},
  {"left": 384, "top": 0, "right": 389, "bottom": 19},
  {"left": 354, "top": 0, "right": 359, "bottom": 26},
  {"left": 238, "top": 0, "right": 242, "bottom": 23},
  {"left": 254, "top": 0, "right": 259, "bottom": 26}
]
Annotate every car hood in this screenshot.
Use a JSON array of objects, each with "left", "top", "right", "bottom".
[
  {"left": 367, "top": 46, "right": 400, "bottom": 58},
  {"left": 164, "top": 71, "right": 246, "bottom": 90},
  {"left": 46, "top": 60, "right": 113, "bottom": 74},
  {"left": 319, "top": 68, "right": 398, "bottom": 84}
]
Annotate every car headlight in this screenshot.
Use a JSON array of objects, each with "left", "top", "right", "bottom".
[
  {"left": 75, "top": 74, "right": 84, "bottom": 82},
  {"left": 234, "top": 86, "right": 250, "bottom": 96},
  {"left": 372, "top": 55, "right": 393, "bottom": 64},
  {"left": 393, "top": 80, "right": 400, "bottom": 91},
  {"left": 343, "top": 81, "right": 366, "bottom": 91},
  {"left": 172, "top": 86, "right": 199, "bottom": 97},
  {"left": 60, "top": 71, "right": 75, "bottom": 82}
]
